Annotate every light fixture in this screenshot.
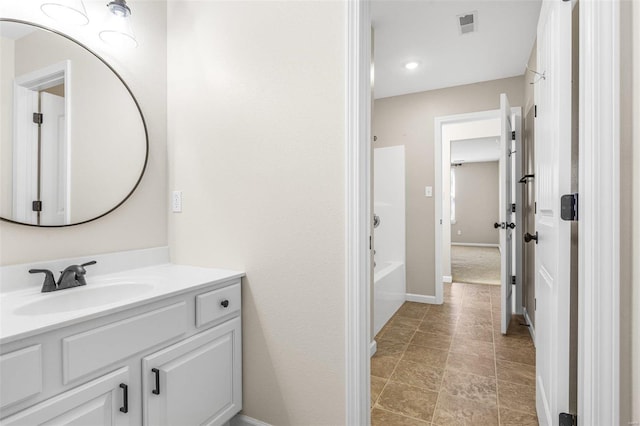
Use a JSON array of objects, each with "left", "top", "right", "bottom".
[
  {"left": 41, "top": 0, "right": 89, "bottom": 26},
  {"left": 404, "top": 61, "right": 420, "bottom": 70},
  {"left": 99, "top": 0, "right": 138, "bottom": 48}
]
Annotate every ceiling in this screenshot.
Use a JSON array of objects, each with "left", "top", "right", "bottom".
[
  {"left": 451, "top": 137, "right": 500, "bottom": 163},
  {"left": 371, "top": 0, "right": 542, "bottom": 99},
  {"left": 0, "top": 22, "right": 37, "bottom": 40}
]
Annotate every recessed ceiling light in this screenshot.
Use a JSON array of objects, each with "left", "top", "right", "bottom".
[{"left": 404, "top": 61, "right": 419, "bottom": 70}]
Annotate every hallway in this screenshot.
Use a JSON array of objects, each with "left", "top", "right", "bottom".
[{"left": 371, "top": 283, "right": 538, "bottom": 425}]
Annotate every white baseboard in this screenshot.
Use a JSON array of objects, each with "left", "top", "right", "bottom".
[
  {"left": 231, "top": 415, "right": 272, "bottom": 426},
  {"left": 443, "top": 275, "right": 452, "bottom": 283},
  {"left": 406, "top": 293, "right": 438, "bottom": 304},
  {"left": 523, "top": 307, "right": 536, "bottom": 346},
  {"left": 451, "top": 242, "right": 500, "bottom": 248},
  {"left": 370, "top": 340, "right": 377, "bottom": 357}
]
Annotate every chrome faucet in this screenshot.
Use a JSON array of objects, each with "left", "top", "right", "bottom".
[{"left": 29, "top": 261, "right": 97, "bottom": 293}]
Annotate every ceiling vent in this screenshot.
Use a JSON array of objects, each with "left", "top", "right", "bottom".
[{"left": 457, "top": 11, "right": 477, "bottom": 35}]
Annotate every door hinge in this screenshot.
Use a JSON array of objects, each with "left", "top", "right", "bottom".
[
  {"left": 32, "top": 200, "right": 42, "bottom": 212},
  {"left": 534, "top": 298, "right": 537, "bottom": 310},
  {"left": 511, "top": 130, "right": 516, "bottom": 140},
  {"left": 33, "top": 112, "right": 43, "bottom": 125},
  {"left": 511, "top": 276, "right": 516, "bottom": 285},
  {"left": 511, "top": 203, "right": 516, "bottom": 213},
  {"left": 561, "top": 193, "right": 579, "bottom": 221},
  {"left": 534, "top": 105, "right": 537, "bottom": 118},
  {"left": 369, "top": 235, "right": 372, "bottom": 250},
  {"left": 534, "top": 202, "right": 537, "bottom": 214},
  {"left": 559, "top": 413, "right": 577, "bottom": 426}
]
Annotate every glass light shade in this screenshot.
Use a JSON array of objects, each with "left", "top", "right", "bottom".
[
  {"left": 41, "top": 0, "right": 89, "bottom": 26},
  {"left": 99, "top": 2, "right": 138, "bottom": 49}
]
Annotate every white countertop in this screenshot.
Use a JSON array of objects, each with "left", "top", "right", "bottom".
[{"left": 0, "top": 263, "right": 245, "bottom": 345}]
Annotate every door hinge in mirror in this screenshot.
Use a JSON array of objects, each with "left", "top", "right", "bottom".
[
  {"left": 511, "top": 203, "right": 516, "bottom": 213},
  {"left": 32, "top": 201, "right": 42, "bottom": 212},
  {"left": 33, "top": 113, "right": 43, "bottom": 125},
  {"left": 561, "top": 193, "right": 579, "bottom": 221},
  {"left": 511, "top": 130, "right": 516, "bottom": 140},
  {"left": 511, "top": 276, "right": 516, "bottom": 285}
]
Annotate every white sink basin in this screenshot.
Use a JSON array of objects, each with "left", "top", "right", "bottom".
[{"left": 14, "top": 283, "right": 154, "bottom": 316}]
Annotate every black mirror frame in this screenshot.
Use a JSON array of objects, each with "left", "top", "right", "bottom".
[{"left": 0, "top": 18, "right": 149, "bottom": 228}]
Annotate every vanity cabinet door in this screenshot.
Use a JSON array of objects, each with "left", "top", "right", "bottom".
[
  {"left": 142, "top": 317, "right": 241, "bottom": 426},
  {"left": 1, "top": 368, "right": 130, "bottom": 426}
]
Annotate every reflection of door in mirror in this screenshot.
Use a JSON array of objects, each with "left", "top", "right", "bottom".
[
  {"left": 1, "top": 20, "right": 149, "bottom": 227},
  {"left": 12, "top": 62, "right": 69, "bottom": 225}
]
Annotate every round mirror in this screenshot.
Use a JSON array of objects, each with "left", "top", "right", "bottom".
[{"left": 0, "top": 19, "right": 148, "bottom": 227}]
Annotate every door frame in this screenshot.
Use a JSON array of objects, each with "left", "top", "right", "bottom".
[
  {"left": 345, "top": 0, "right": 371, "bottom": 425},
  {"left": 434, "top": 108, "right": 499, "bottom": 304},
  {"left": 434, "top": 108, "right": 522, "bottom": 310},
  {"left": 12, "top": 60, "right": 71, "bottom": 224},
  {"left": 345, "top": 0, "right": 624, "bottom": 423},
  {"left": 578, "top": 0, "right": 622, "bottom": 424}
]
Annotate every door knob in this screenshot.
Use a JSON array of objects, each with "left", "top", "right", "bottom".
[
  {"left": 506, "top": 222, "right": 516, "bottom": 229},
  {"left": 494, "top": 222, "right": 503, "bottom": 229},
  {"left": 524, "top": 232, "right": 538, "bottom": 244}
]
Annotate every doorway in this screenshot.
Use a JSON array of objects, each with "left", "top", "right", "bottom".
[
  {"left": 12, "top": 60, "right": 70, "bottom": 226},
  {"left": 347, "top": 0, "right": 624, "bottom": 424}
]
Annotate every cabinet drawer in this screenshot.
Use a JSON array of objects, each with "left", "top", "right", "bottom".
[
  {"left": 196, "top": 282, "right": 241, "bottom": 328},
  {"left": 0, "top": 345, "right": 42, "bottom": 409},
  {"left": 62, "top": 302, "right": 188, "bottom": 384}
]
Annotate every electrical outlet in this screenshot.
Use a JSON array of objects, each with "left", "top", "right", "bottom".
[
  {"left": 172, "top": 191, "right": 182, "bottom": 212},
  {"left": 425, "top": 186, "right": 433, "bottom": 197}
]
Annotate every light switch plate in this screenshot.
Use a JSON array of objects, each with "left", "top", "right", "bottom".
[
  {"left": 425, "top": 186, "right": 433, "bottom": 197},
  {"left": 172, "top": 191, "right": 182, "bottom": 212}
]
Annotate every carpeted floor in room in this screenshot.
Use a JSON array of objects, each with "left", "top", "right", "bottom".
[{"left": 451, "top": 245, "right": 501, "bottom": 285}]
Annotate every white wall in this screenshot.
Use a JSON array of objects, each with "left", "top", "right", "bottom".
[
  {"left": 374, "top": 146, "right": 405, "bottom": 265},
  {"left": 166, "top": 1, "right": 346, "bottom": 424},
  {"left": 0, "top": 1, "right": 167, "bottom": 265}
]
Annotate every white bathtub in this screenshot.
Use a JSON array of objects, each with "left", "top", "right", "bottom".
[{"left": 374, "top": 261, "right": 406, "bottom": 336}]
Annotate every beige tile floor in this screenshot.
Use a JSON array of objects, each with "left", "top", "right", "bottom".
[{"left": 371, "top": 282, "right": 538, "bottom": 426}]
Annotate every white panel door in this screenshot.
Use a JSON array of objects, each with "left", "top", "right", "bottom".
[
  {"left": 534, "top": 0, "right": 572, "bottom": 424},
  {"left": 499, "top": 93, "right": 513, "bottom": 334},
  {"left": 1, "top": 368, "right": 130, "bottom": 426},
  {"left": 143, "top": 318, "right": 242, "bottom": 426},
  {"left": 11, "top": 86, "right": 39, "bottom": 224},
  {"left": 39, "top": 92, "right": 68, "bottom": 226}
]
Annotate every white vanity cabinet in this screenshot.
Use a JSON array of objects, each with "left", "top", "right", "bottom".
[
  {"left": 1, "top": 368, "right": 131, "bottom": 426},
  {"left": 0, "top": 277, "right": 242, "bottom": 426},
  {"left": 142, "top": 317, "right": 241, "bottom": 426}
]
